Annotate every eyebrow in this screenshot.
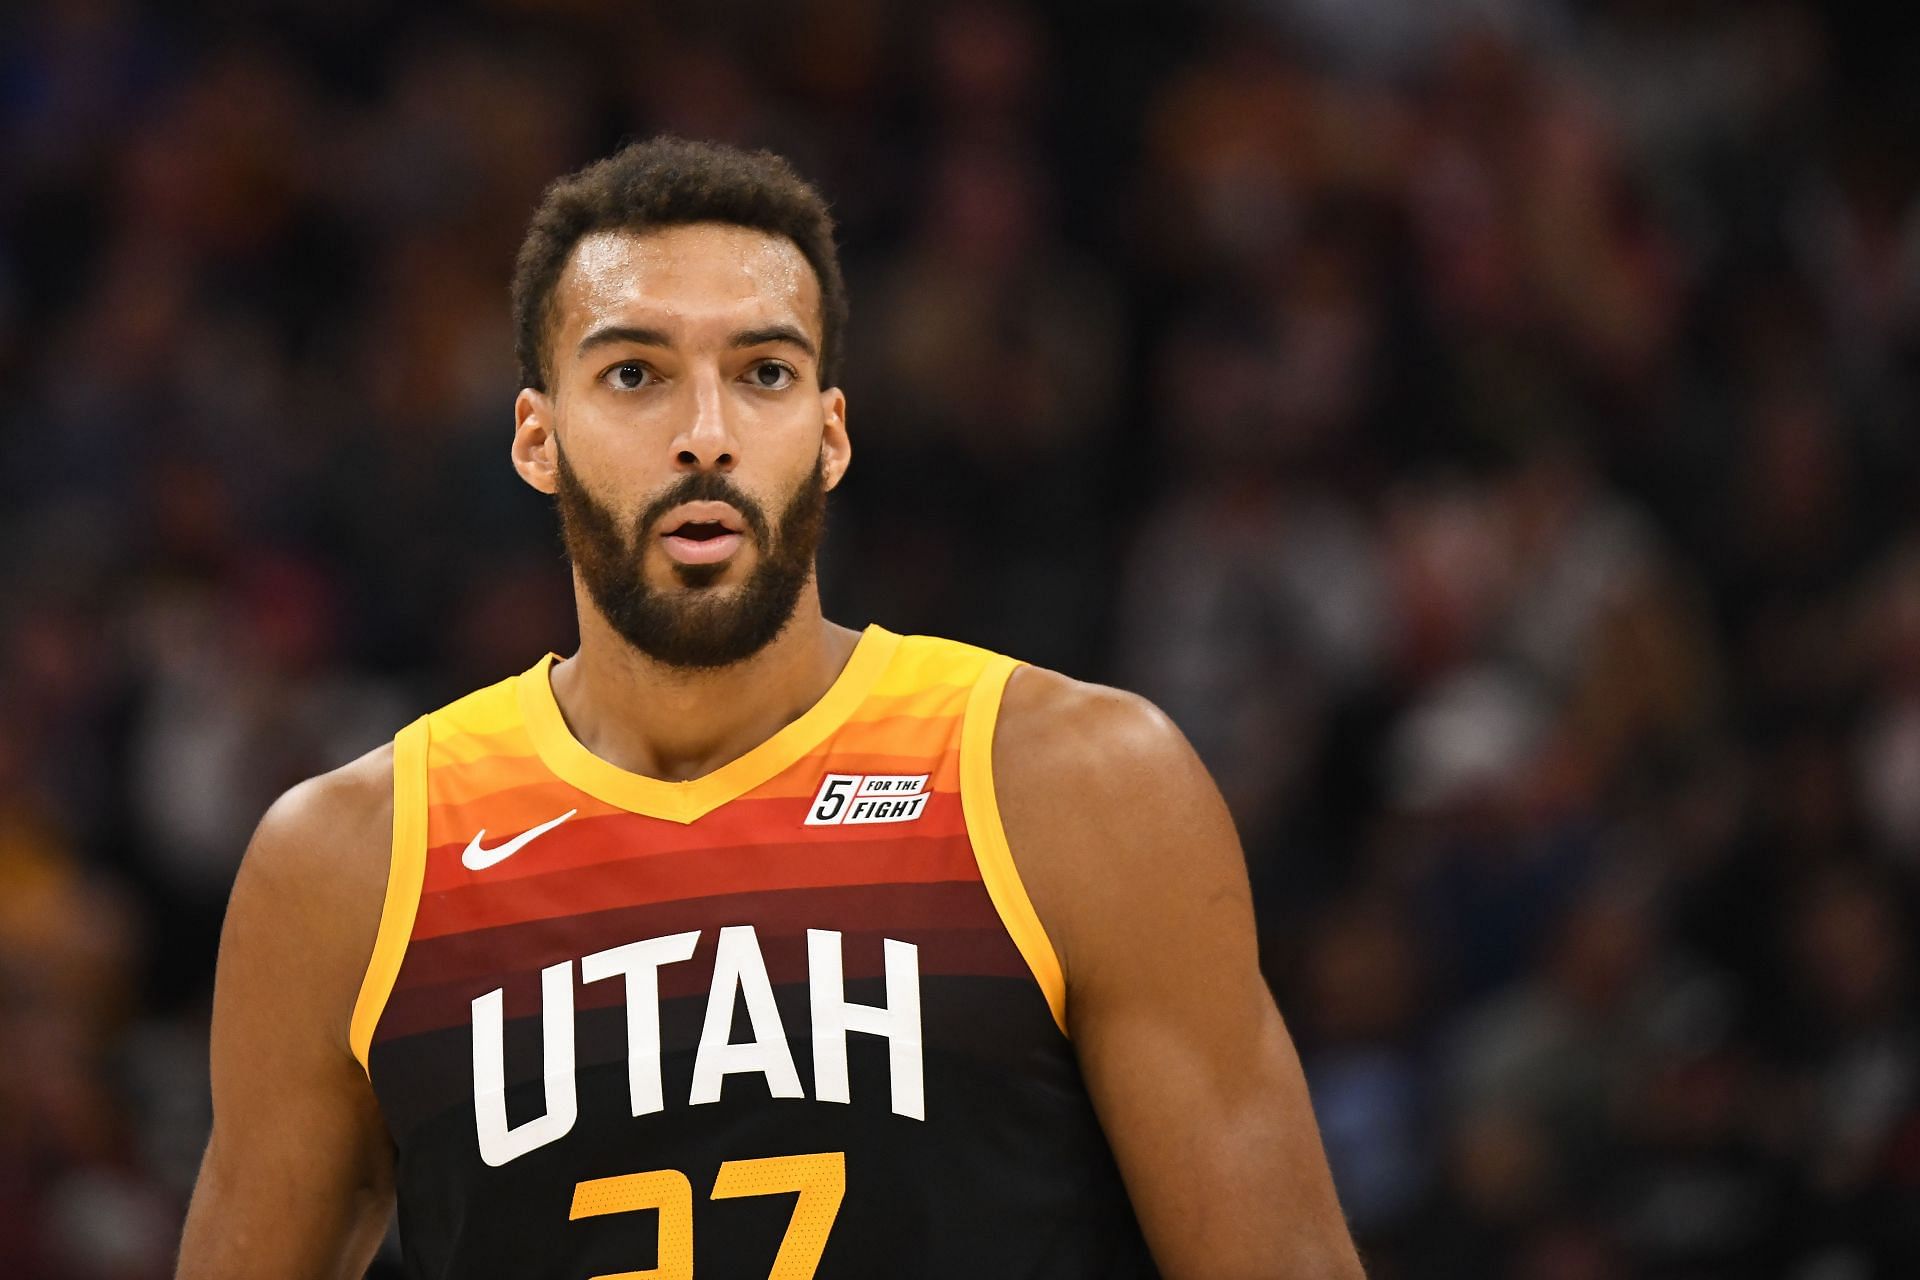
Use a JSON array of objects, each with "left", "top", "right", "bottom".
[
  {"left": 576, "top": 324, "right": 671, "bottom": 356},
  {"left": 730, "top": 324, "right": 817, "bottom": 360},
  {"left": 575, "top": 322, "right": 818, "bottom": 362}
]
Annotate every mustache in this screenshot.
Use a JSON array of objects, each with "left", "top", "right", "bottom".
[{"left": 636, "top": 471, "right": 773, "bottom": 545}]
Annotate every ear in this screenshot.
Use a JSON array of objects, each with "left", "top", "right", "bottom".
[
  {"left": 511, "top": 387, "right": 559, "bottom": 495},
  {"left": 819, "top": 386, "right": 851, "bottom": 492}
]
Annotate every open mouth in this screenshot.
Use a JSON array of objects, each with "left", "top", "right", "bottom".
[
  {"left": 658, "top": 504, "right": 748, "bottom": 566},
  {"left": 667, "top": 520, "right": 733, "bottom": 542}
]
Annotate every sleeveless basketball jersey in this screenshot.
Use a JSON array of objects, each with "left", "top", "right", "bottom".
[{"left": 351, "top": 626, "right": 1159, "bottom": 1279}]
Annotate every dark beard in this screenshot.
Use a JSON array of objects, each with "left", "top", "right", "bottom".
[{"left": 554, "top": 447, "right": 826, "bottom": 670}]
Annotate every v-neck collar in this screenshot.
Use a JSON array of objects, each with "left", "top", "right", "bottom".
[{"left": 516, "top": 624, "right": 900, "bottom": 825}]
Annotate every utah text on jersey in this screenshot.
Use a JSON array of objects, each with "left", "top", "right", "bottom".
[{"left": 472, "top": 924, "right": 922, "bottom": 1167}]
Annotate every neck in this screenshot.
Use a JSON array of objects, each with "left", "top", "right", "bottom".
[{"left": 548, "top": 580, "right": 861, "bottom": 783}]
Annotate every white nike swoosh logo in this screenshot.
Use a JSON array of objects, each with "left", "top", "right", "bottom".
[{"left": 460, "top": 809, "right": 578, "bottom": 871}]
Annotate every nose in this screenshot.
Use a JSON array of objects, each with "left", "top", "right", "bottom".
[{"left": 670, "top": 368, "right": 738, "bottom": 472}]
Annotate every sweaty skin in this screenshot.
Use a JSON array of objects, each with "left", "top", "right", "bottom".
[{"left": 175, "top": 222, "right": 1364, "bottom": 1280}]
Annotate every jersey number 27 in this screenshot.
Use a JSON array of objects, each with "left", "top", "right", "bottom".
[{"left": 571, "top": 1150, "right": 844, "bottom": 1279}]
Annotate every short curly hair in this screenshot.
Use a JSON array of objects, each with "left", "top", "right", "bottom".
[{"left": 511, "top": 136, "right": 848, "bottom": 392}]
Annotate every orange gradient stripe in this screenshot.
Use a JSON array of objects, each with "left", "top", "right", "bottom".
[
  {"left": 410, "top": 829, "right": 984, "bottom": 939},
  {"left": 419, "top": 792, "right": 971, "bottom": 897}
]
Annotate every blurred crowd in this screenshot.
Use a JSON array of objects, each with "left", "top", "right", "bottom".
[{"left": 4, "top": 0, "right": 1920, "bottom": 1276}]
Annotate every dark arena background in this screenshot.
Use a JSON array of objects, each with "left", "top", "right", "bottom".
[{"left": 5, "top": 2, "right": 1920, "bottom": 1276}]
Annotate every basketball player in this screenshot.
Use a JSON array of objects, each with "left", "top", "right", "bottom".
[{"left": 175, "top": 137, "right": 1364, "bottom": 1279}]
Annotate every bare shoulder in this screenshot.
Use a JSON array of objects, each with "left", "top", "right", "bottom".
[
  {"left": 991, "top": 665, "right": 1252, "bottom": 993},
  {"left": 994, "top": 664, "right": 1226, "bottom": 854},
  {"left": 244, "top": 741, "right": 394, "bottom": 909},
  {"left": 224, "top": 740, "right": 397, "bottom": 1054},
  {"left": 994, "top": 664, "right": 1194, "bottom": 784}
]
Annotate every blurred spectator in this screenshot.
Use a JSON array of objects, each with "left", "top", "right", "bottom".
[{"left": 1294, "top": 893, "right": 1433, "bottom": 1238}]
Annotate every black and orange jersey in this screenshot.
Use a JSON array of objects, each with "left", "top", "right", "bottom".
[{"left": 351, "top": 625, "right": 1158, "bottom": 1278}]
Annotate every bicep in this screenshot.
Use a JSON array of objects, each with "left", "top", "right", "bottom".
[
  {"left": 177, "top": 787, "right": 394, "bottom": 1279},
  {"left": 1073, "top": 914, "right": 1349, "bottom": 1277}
]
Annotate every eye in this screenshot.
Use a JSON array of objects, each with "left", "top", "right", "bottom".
[
  {"left": 603, "top": 361, "right": 653, "bottom": 390},
  {"left": 748, "top": 361, "right": 796, "bottom": 391}
]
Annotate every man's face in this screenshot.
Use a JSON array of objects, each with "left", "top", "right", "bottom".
[{"left": 514, "top": 223, "right": 849, "bottom": 668}]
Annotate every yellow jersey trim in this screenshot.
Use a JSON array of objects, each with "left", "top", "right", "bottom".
[
  {"left": 960, "top": 654, "right": 1069, "bottom": 1036},
  {"left": 350, "top": 715, "right": 430, "bottom": 1074},
  {"left": 517, "top": 625, "right": 903, "bottom": 825}
]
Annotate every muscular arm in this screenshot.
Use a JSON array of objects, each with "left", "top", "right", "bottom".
[
  {"left": 176, "top": 747, "right": 398, "bottom": 1279},
  {"left": 996, "top": 669, "right": 1364, "bottom": 1280}
]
